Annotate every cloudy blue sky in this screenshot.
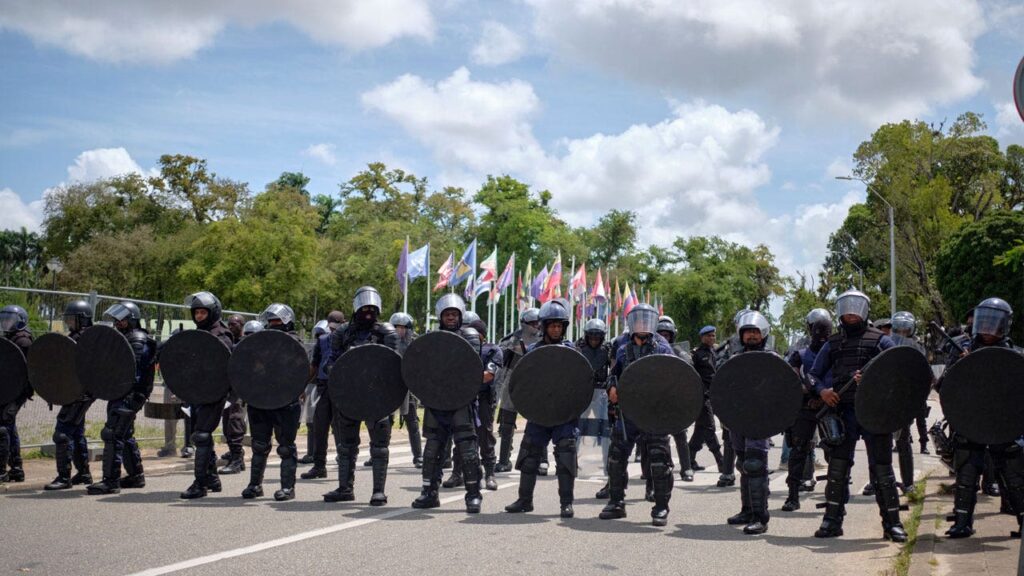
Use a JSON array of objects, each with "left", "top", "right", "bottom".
[{"left": 1, "top": 0, "right": 1022, "bottom": 280}]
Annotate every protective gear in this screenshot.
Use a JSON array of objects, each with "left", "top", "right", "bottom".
[
  {"left": 0, "top": 305, "right": 28, "bottom": 333},
  {"left": 389, "top": 312, "right": 414, "bottom": 329},
  {"left": 815, "top": 457, "right": 851, "bottom": 538},
  {"left": 973, "top": 297, "right": 1013, "bottom": 338},
  {"left": 62, "top": 300, "right": 93, "bottom": 333},
  {"left": 312, "top": 320, "right": 330, "bottom": 338},
  {"left": 835, "top": 290, "right": 871, "bottom": 322},
  {"left": 352, "top": 285, "right": 383, "bottom": 315},
  {"left": 435, "top": 293, "right": 466, "bottom": 324},
  {"left": 242, "top": 320, "right": 263, "bottom": 336},
  {"left": 520, "top": 308, "right": 540, "bottom": 324},
  {"left": 742, "top": 451, "right": 770, "bottom": 534},
  {"left": 656, "top": 316, "right": 677, "bottom": 341},
  {"left": 805, "top": 308, "right": 832, "bottom": 349},
  {"left": 584, "top": 318, "right": 607, "bottom": 337},
  {"left": 539, "top": 300, "right": 570, "bottom": 329},
  {"left": 891, "top": 311, "right": 916, "bottom": 337},
  {"left": 737, "top": 311, "right": 770, "bottom": 340},
  {"left": 461, "top": 310, "right": 481, "bottom": 327},
  {"left": 185, "top": 291, "right": 222, "bottom": 329},
  {"left": 102, "top": 302, "right": 142, "bottom": 329},
  {"left": 258, "top": 303, "right": 295, "bottom": 331},
  {"left": 626, "top": 304, "right": 659, "bottom": 335}
]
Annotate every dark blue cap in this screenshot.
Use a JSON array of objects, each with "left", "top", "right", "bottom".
[{"left": 699, "top": 325, "right": 716, "bottom": 336}]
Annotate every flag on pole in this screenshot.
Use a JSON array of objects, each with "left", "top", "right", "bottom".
[
  {"left": 623, "top": 283, "right": 638, "bottom": 317},
  {"left": 451, "top": 239, "right": 477, "bottom": 286},
  {"left": 474, "top": 280, "right": 492, "bottom": 300},
  {"left": 496, "top": 253, "right": 515, "bottom": 292},
  {"left": 407, "top": 243, "right": 430, "bottom": 280},
  {"left": 541, "top": 253, "right": 562, "bottom": 303},
  {"left": 592, "top": 268, "right": 606, "bottom": 302},
  {"left": 516, "top": 271, "right": 527, "bottom": 310},
  {"left": 396, "top": 238, "right": 409, "bottom": 294},
  {"left": 531, "top": 265, "right": 548, "bottom": 300},
  {"left": 434, "top": 252, "right": 454, "bottom": 291},
  {"left": 479, "top": 247, "right": 498, "bottom": 283},
  {"left": 657, "top": 294, "right": 664, "bottom": 316},
  {"left": 614, "top": 277, "right": 622, "bottom": 315},
  {"left": 569, "top": 262, "right": 587, "bottom": 301}
]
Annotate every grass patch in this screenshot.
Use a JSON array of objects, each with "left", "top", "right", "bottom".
[{"left": 891, "top": 477, "right": 929, "bottom": 576}]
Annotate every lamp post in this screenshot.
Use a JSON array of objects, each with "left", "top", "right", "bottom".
[
  {"left": 842, "top": 232, "right": 865, "bottom": 290},
  {"left": 836, "top": 176, "right": 896, "bottom": 318},
  {"left": 46, "top": 258, "right": 63, "bottom": 331}
]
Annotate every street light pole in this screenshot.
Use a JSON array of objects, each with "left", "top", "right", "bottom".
[
  {"left": 836, "top": 176, "right": 896, "bottom": 317},
  {"left": 842, "top": 232, "right": 865, "bottom": 290}
]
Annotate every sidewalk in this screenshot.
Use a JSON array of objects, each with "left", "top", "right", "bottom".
[{"left": 908, "top": 464, "right": 1022, "bottom": 576}]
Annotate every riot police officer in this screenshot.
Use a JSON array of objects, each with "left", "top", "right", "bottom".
[
  {"left": 322, "top": 288, "right": 399, "bottom": 505},
  {"left": 688, "top": 325, "right": 725, "bottom": 474},
  {"left": 780, "top": 308, "right": 831, "bottom": 512},
  {"left": 505, "top": 300, "right": 578, "bottom": 518},
  {"left": 494, "top": 307, "right": 541, "bottom": 472},
  {"left": 86, "top": 302, "right": 156, "bottom": 495},
  {"left": 724, "top": 311, "right": 775, "bottom": 535},
  {"left": 0, "top": 304, "right": 33, "bottom": 484},
  {"left": 390, "top": 312, "right": 423, "bottom": 468},
  {"left": 44, "top": 301, "right": 95, "bottom": 490},
  {"left": 576, "top": 319, "right": 614, "bottom": 499},
  {"left": 179, "top": 292, "right": 236, "bottom": 499},
  {"left": 890, "top": 310, "right": 928, "bottom": 495},
  {"left": 600, "top": 304, "right": 677, "bottom": 527},
  {"left": 942, "top": 298, "right": 1024, "bottom": 539},
  {"left": 412, "top": 293, "right": 486, "bottom": 513},
  {"left": 300, "top": 312, "right": 345, "bottom": 479},
  {"left": 808, "top": 290, "right": 907, "bottom": 542},
  {"left": 241, "top": 303, "right": 303, "bottom": 502}
]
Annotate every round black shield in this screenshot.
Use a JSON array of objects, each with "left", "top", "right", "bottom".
[
  {"left": 228, "top": 330, "right": 309, "bottom": 410},
  {"left": 855, "top": 345, "right": 934, "bottom": 434},
  {"left": 160, "top": 330, "right": 232, "bottom": 405},
  {"left": 940, "top": 347, "right": 1024, "bottom": 445},
  {"left": 712, "top": 351, "right": 803, "bottom": 439},
  {"left": 27, "top": 333, "right": 82, "bottom": 405},
  {"left": 401, "top": 330, "right": 482, "bottom": 411},
  {"left": 0, "top": 338, "right": 28, "bottom": 405},
  {"left": 617, "top": 354, "right": 705, "bottom": 435},
  {"left": 75, "top": 325, "right": 136, "bottom": 401},
  {"left": 329, "top": 344, "right": 407, "bottom": 422},
  {"left": 509, "top": 345, "right": 595, "bottom": 427}
]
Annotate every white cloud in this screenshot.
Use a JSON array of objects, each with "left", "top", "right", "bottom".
[
  {"left": 303, "top": 143, "right": 337, "bottom": 166},
  {"left": 364, "top": 68, "right": 860, "bottom": 278},
  {"left": 471, "top": 21, "right": 525, "bottom": 66},
  {"left": 0, "top": 0, "right": 434, "bottom": 64},
  {"left": 526, "top": 0, "right": 986, "bottom": 125},
  {"left": 995, "top": 100, "right": 1024, "bottom": 143},
  {"left": 0, "top": 188, "right": 45, "bottom": 232},
  {"left": 66, "top": 147, "right": 146, "bottom": 182},
  {"left": 824, "top": 158, "right": 851, "bottom": 180}
]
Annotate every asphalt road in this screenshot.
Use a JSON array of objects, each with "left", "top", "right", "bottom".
[{"left": 1, "top": 433, "right": 924, "bottom": 576}]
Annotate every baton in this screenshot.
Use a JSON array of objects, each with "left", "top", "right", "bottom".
[
  {"left": 815, "top": 375, "right": 857, "bottom": 419},
  {"left": 928, "top": 321, "right": 966, "bottom": 355}
]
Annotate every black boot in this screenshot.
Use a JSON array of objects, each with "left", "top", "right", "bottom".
[
  {"left": 242, "top": 445, "right": 268, "bottom": 499},
  {"left": 727, "top": 474, "right": 753, "bottom": 525},
  {"left": 442, "top": 458, "right": 464, "bottom": 488},
  {"left": 505, "top": 472, "right": 536, "bottom": 513},
  {"left": 87, "top": 441, "right": 122, "bottom": 495},
  {"left": 873, "top": 465, "right": 907, "bottom": 542},
  {"left": 495, "top": 435, "right": 513, "bottom": 473},
  {"left": 781, "top": 481, "right": 801, "bottom": 512},
  {"left": 413, "top": 481, "right": 441, "bottom": 508},
  {"left": 651, "top": 497, "right": 670, "bottom": 527},
  {"left": 595, "top": 482, "right": 610, "bottom": 499},
  {"left": 599, "top": 500, "right": 627, "bottom": 519},
  {"left": 298, "top": 426, "right": 315, "bottom": 464},
  {"left": 180, "top": 480, "right": 208, "bottom": 499},
  {"left": 323, "top": 445, "right": 356, "bottom": 502},
  {"left": 483, "top": 460, "right": 498, "bottom": 491},
  {"left": 557, "top": 472, "right": 574, "bottom": 518},
  {"left": 218, "top": 452, "right": 245, "bottom": 474},
  {"left": 946, "top": 480, "right": 977, "bottom": 538},
  {"left": 744, "top": 469, "right": 770, "bottom": 535},
  {"left": 301, "top": 465, "right": 327, "bottom": 479},
  {"left": 815, "top": 458, "right": 850, "bottom": 538},
  {"left": 71, "top": 451, "right": 92, "bottom": 485},
  {"left": 45, "top": 440, "right": 73, "bottom": 491},
  {"left": 369, "top": 446, "right": 388, "bottom": 506},
  {"left": 274, "top": 445, "right": 297, "bottom": 501}
]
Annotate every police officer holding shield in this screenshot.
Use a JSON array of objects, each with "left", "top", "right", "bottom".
[
  {"left": 44, "top": 301, "right": 95, "bottom": 490},
  {"left": 577, "top": 319, "right": 614, "bottom": 499},
  {"left": 656, "top": 316, "right": 695, "bottom": 482},
  {"left": 941, "top": 297, "right": 1024, "bottom": 539},
  {"left": 600, "top": 304, "right": 676, "bottom": 526},
  {"left": 505, "top": 300, "right": 578, "bottom": 518},
  {"left": 300, "top": 310, "right": 346, "bottom": 480},
  {"left": 87, "top": 302, "right": 157, "bottom": 495},
  {"left": 412, "top": 294, "right": 486, "bottom": 513},
  {"left": 390, "top": 312, "right": 423, "bottom": 468},
  {"left": 179, "top": 292, "right": 236, "bottom": 500},
  {"left": 0, "top": 304, "right": 33, "bottom": 484},
  {"left": 494, "top": 307, "right": 541, "bottom": 473},
  {"left": 322, "top": 287, "right": 399, "bottom": 506},
  {"left": 807, "top": 290, "right": 907, "bottom": 542}
]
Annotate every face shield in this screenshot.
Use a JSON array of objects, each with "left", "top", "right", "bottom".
[
  {"left": 972, "top": 306, "right": 1010, "bottom": 338},
  {"left": 836, "top": 292, "right": 870, "bottom": 322},
  {"left": 627, "top": 306, "right": 659, "bottom": 335}
]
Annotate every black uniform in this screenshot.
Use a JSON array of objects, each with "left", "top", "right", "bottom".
[
  {"left": 687, "top": 342, "right": 724, "bottom": 470},
  {"left": 0, "top": 328, "right": 33, "bottom": 483},
  {"left": 322, "top": 320, "right": 399, "bottom": 505},
  {"left": 45, "top": 327, "right": 96, "bottom": 490},
  {"left": 446, "top": 342, "right": 502, "bottom": 489},
  {"left": 780, "top": 345, "right": 825, "bottom": 511}
]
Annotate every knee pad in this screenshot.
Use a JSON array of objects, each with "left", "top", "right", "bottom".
[
  {"left": 276, "top": 444, "right": 295, "bottom": 459},
  {"left": 515, "top": 440, "right": 543, "bottom": 474},
  {"left": 647, "top": 441, "right": 673, "bottom": 478},
  {"left": 554, "top": 438, "right": 577, "bottom": 476},
  {"left": 52, "top": 431, "right": 70, "bottom": 446},
  {"left": 100, "top": 426, "right": 116, "bottom": 443},
  {"left": 252, "top": 439, "right": 272, "bottom": 456},
  {"left": 742, "top": 454, "right": 768, "bottom": 478},
  {"left": 192, "top": 432, "right": 213, "bottom": 447},
  {"left": 370, "top": 445, "right": 388, "bottom": 460}
]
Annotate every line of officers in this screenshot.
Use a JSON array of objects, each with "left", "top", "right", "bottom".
[{"left": 1, "top": 288, "right": 1020, "bottom": 541}]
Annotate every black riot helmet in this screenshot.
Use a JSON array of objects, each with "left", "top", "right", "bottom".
[
  {"left": 890, "top": 311, "right": 916, "bottom": 337},
  {"left": 389, "top": 312, "right": 414, "bottom": 329},
  {"left": 656, "top": 315, "right": 677, "bottom": 343},
  {"left": 584, "top": 318, "right": 607, "bottom": 343},
  {"left": 462, "top": 310, "right": 481, "bottom": 327},
  {"left": 805, "top": 308, "right": 832, "bottom": 350},
  {"left": 258, "top": 303, "right": 295, "bottom": 332},
  {"left": 185, "top": 291, "right": 222, "bottom": 329},
  {"left": 103, "top": 301, "right": 142, "bottom": 332},
  {"left": 520, "top": 307, "right": 540, "bottom": 326},
  {"left": 353, "top": 286, "right": 382, "bottom": 327},
  {"left": 435, "top": 293, "right": 466, "bottom": 331},
  {"left": 62, "top": 300, "right": 93, "bottom": 333},
  {"left": 0, "top": 304, "right": 28, "bottom": 334},
  {"left": 973, "top": 297, "right": 1012, "bottom": 339},
  {"left": 539, "top": 299, "right": 570, "bottom": 342}
]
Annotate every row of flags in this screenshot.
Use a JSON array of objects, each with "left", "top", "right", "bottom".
[{"left": 397, "top": 237, "right": 666, "bottom": 320}]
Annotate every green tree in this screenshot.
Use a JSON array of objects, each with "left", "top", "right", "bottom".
[
  {"left": 935, "top": 210, "right": 1024, "bottom": 342},
  {"left": 148, "top": 154, "right": 250, "bottom": 223}
]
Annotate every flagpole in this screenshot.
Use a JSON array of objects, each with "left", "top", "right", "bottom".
[
  {"left": 425, "top": 245, "right": 431, "bottom": 332},
  {"left": 403, "top": 236, "right": 410, "bottom": 315}
]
